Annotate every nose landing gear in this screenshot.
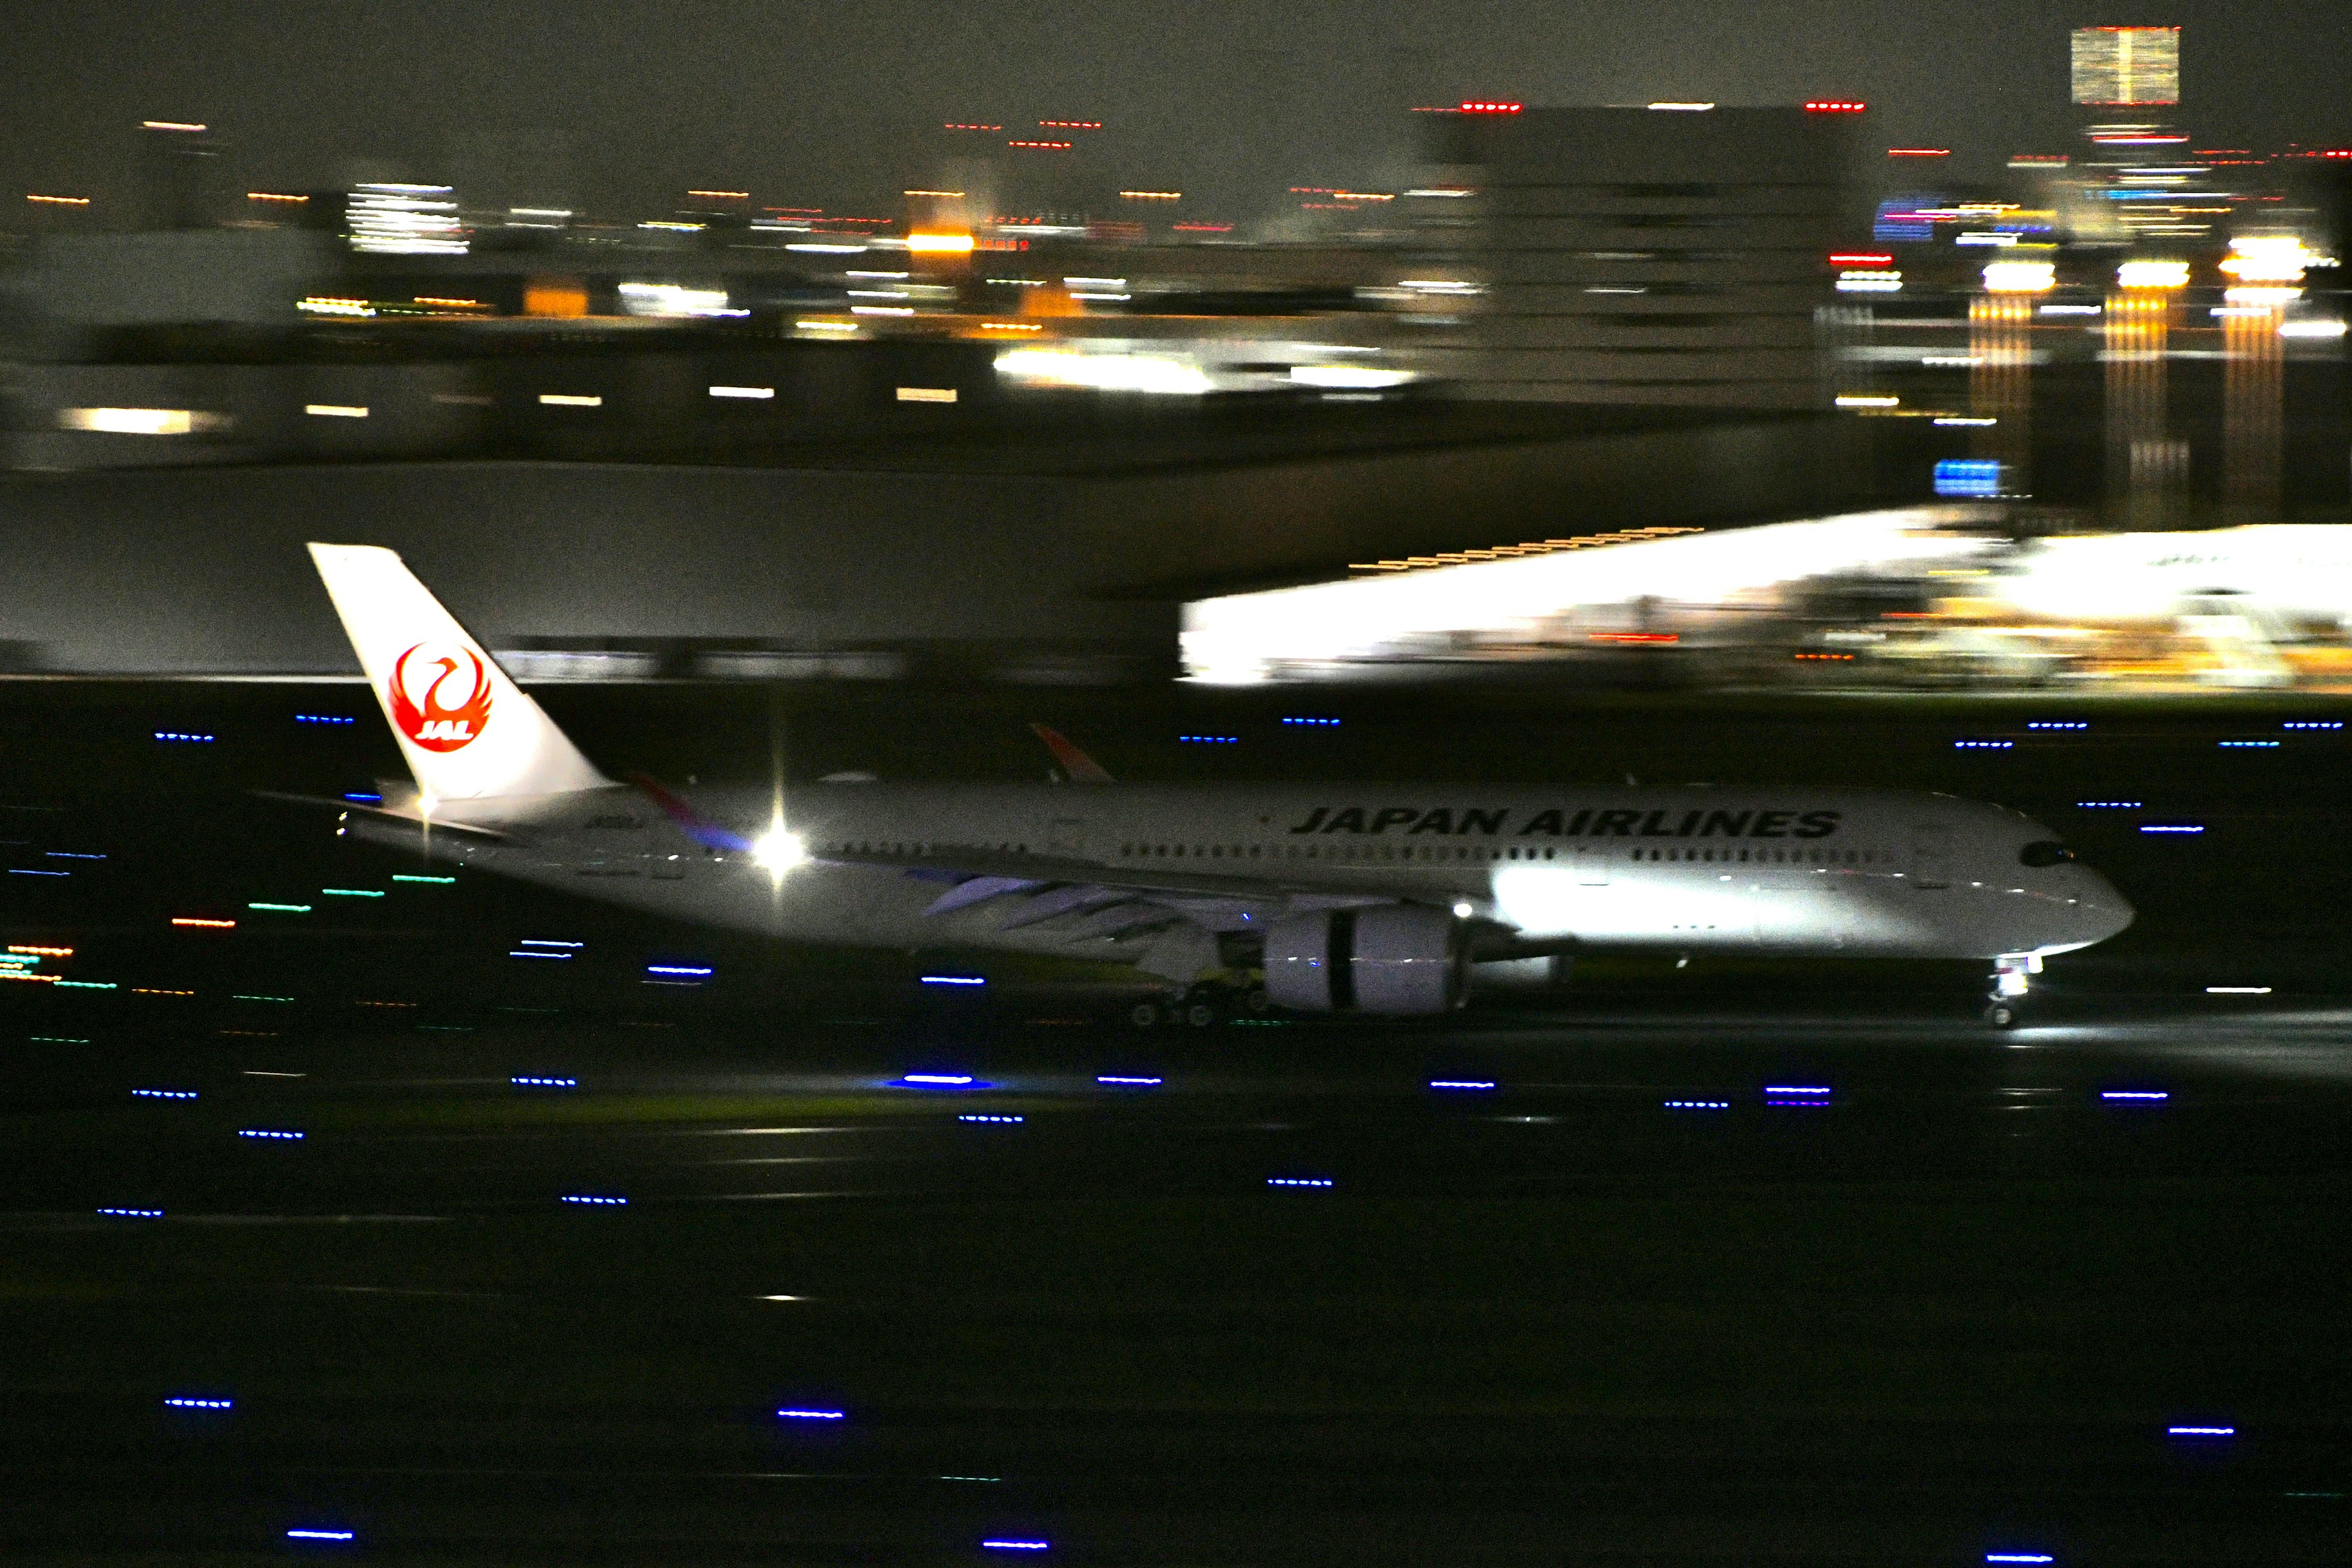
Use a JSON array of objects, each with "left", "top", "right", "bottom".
[{"left": 1983, "top": 952, "right": 2040, "bottom": 1029}]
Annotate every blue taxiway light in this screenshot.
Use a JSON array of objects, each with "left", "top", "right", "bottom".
[
  {"left": 342, "top": 792, "right": 383, "bottom": 804},
  {"left": 1954, "top": 740, "right": 2014, "bottom": 750},
  {"left": 237, "top": 1129, "right": 306, "bottom": 1140},
  {"left": 646, "top": 964, "right": 712, "bottom": 976},
  {"left": 1097, "top": 1075, "right": 1163, "bottom": 1087},
  {"left": 9, "top": 869, "right": 68, "bottom": 876},
  {"left": 2168, "top": 1425, "right": 2235, "bottom": 1436},
  {"left": 1429, "top": 1080, "right": 1496, "bottom": 1091},
  {"left": 510, "top": 950, "right": 572, "bottom": 960},
  {"left": 2078, "top": 801, "right": 2142, "bottom": 809},
  {"left": 2139, "top": 824, "right": 2204, "bottom": 834},
  {"left": 154, "top": 731, "right": 214, "bottom": 744},
  {"left": 959, "top": 1114, "right": 1024, "bottom": 1124},
  {"left": 319, "top": 888, "right": 383, "bottom": 898},
  {"left": 1268, "top": 1177, "right": 1333, "bottom": 1188},
  {"left": 2026, "top": 721, "right": 2087, "bottom": 730},
  {"left": 919, "top": 974, "right": 986, "bottom": 986},
  {"left": 1665, "top": 1100, "right": 1730, "bottom": 1110},
  {"left": 295, "top": 714, "right": 356, "bottom": 725},
  {"left": 2218, "top": 740, "right": 2281, "bottom": 748},
  {"left": 97, "top": 1207, "right": 163, "bottom": 1218},
  {"left": 560, "top": 1194, "right": 628, "bottom": 1206},
  {"left": 2101, "top": 1090, "right": 2169, "bottom": 1102},
  {"left": 391, "top": 874, "right": 454, "bottom": 884},
  {"left": 511, "top": 1076, "right": 578, "bottom": 1088},
  {"left": 46, "top": 851, "right": 106, "bottom": 859},
  {"left": 132, "top": 1089, "right": 198, "bottom": 1101},
  {"left": 775, "top": 1408, "right": 845, "bottom": 1420},
  {"left": 1985, "top": 1557, "right": 2054, "bottom": 1565},
  {"left": 1178, "top": 734, "right": 1238, "bottom": 744},
  {"left": 521, "top": 939, "right": 583, "bottom": 948},
  {"left": 1281, "top": 717, "right": 1340, "bottom": 727},
  {"left": 982, "top": 1543, "right": 1050, "bottom": 1553},
  {"left": 895, "top": 1074, "right": 985, "bottom": 1090},
  {"left": 1764, "top": 1086, "right": 1831, "bottom": 1095},
  {"left": 2282, "top": 721, "right": 2342, "bottom": 730},
  {"left": 164, "top": 1396, "right": 232, "bottom": 1409},
  {"left": 285, "top": 1529, "right": 355, "bottom": 1542}
]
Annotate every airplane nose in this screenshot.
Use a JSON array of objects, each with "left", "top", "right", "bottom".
[{"left": 2079, "top": 872, "right": 2136, "bottom": 942}]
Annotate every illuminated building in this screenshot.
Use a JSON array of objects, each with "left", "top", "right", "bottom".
[
  {"left": 1409, "top": 106, "right": 1858, "bottom": 407},
  {"left": 2070, "top": 28, "right": 2180, "bottom": 107}
]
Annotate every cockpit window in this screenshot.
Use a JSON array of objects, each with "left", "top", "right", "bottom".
[{"left": 2019, "top": 840, "right": 2074, "bottom": 868}]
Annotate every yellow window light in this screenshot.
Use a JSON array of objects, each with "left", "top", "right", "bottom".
[
  {"left": 906, "top": 232, "right": 976, "bottom": 254},
  {"left": 1982, "top": 260, "right": 2055, "bottom": 293},
  {"left": 2117, "top": 259, "right": 2189, "bottom": 289}
]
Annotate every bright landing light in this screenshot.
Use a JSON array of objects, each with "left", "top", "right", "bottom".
[{"left": 753, "top": 827, "right": 807, "bottom": 872}]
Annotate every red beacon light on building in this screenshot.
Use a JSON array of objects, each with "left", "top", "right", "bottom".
[
  {"left": 1460, "top": 101, "right": 1523, "bottom": 115},
  {"left": 1804, "top": 100, "right": 1867, "bottom": 113}
]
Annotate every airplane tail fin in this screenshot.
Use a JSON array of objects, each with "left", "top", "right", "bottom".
[
  {"left": 1030, "top": 723, "right": 1114, "bottom": 783},
  {"left": 306, "top": 543, "right": 610, "bottom": 810}
]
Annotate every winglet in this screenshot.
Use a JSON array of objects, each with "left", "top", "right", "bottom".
[{"left": 1030, "top": 723, "right": 1114, "bottom": 783}]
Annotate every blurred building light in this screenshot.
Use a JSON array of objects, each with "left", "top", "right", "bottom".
[
  {"left": 1804, "top": 100, "right": 1866, "bottom": 112},
  {"left": 348, "top": 183, "right": 464, "bottom": 255},
  {"left": 1934, "top": 415, "right": 1998, "bottom": 426},
  {"left": 1460, "top": 101, "right": 1523, "bottom": 113},
  {"left": 2040, "top": 303, "right": 2101, "bottom": 315},
  {"left": 905, "top": 189, "right": 966, "bottom": 198},
  {"left": 709, "top": 385, "right": 775, "bottom": 399},
  {"left": 303, "top": 404, "right": 368, "bottom": 419},
  {"left": 794, "top": 319, "right": 859, "bottom": 332},
  {"left": 896, "top": 387, "right": 958, "bottom": 403},
  {"left": 1983, "top": 260, "right": 2055, "bottom": 293},
  {"left": 851, "top": 305, "right": 915, "bottom": 316},
  {"left": 1835, "top": 270, "right": 1903, "bottom": 293},
  {"left": 617, "top": 282, "right": 736, "bottom": 317},
  {"left": 141, "top": 119, "right": 207, "bottom": 131},
  {"left": 58, "top": 407, "right": 224, "bottom": 435},
  {"left": 510, "top": 206, "right": 571, "bottom": 217},
  {"left": 247, "top": 192, "right": 309, "bottom": 203},
  {"left": 297, "top": 296, "right": 375, "bottom": 317},
  {"left": 522, "top": 279, "right": 588, "bottom": 318},
  {"left": 2223, "top": 287, "right": 2301, "bottom": 306},
  {"left": 1648, "top": 102, "right": 1714, "bottom": 111},
  {"left": 26, "top": 194, "right": 92, "bottom": 205},
  {"left": 1065, "top": 276, "right": 1126, "bottom": 287},
  {"left": 1008, "top": 140, "right": 1074, "bottom": 149},
  {"left": 1404, "top": 187, "right": 1473, "bottom": 198},
  {"left": 2220, "top": 235, "right": 2313, "bottom": 284},
  {"left": 2278, "top": 319, "right": 2347, "bottom": 338},
  {"left": 1828, "top": 252, "right": 1893, "bottom": 265},
  {"left": 638, "top": 220, "right": 705, "bottom": 232},
  {"left": 1398, "top": 278, "right": 1480, "bottom": 294},
  {"left": 1289, "top": 365, "right": 1415, "bottom": 390},
  {"left": 905, "top": 231, "right": 974, "bottom": 254},
  {"left": 2117, "top": 259, "right": 2190, "bottom": 289},
  {"left": 997, "top": 348, "right": 1213, "bottom": 396},
  {"left": 685, "top": 189, "right": 747, "bottom": 198},
  {"left": 1887, "top": 148, "right": 1950, "bottom": 157},
  {"left": 538, "top": 394, "right": 603, "bottom": 407},
  {"left": 943, "top": 123, "right": 1004, "bottom": 131},
  {"left": 1956, "top": 233, "right": 2020, "bottom": 247},
  {"left": 2072, "top": 25, "right": 2180, "bottom": 105},
  {"left": 1835, "top": 394, "right": 1899, "bottom": 408},
  {"left": 1039, "top": 120, "right": 1102, "bottom": 129},
  {"left": 785, "top": 242, "right": 867, "bottom": 254},
  {"left": 1120, "top": 190, "right": 1182, "bottom": 200}
]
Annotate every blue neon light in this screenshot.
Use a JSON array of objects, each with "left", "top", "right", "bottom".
[
  {"left": 511, "top": 1076, "right": 578, "bottom": 1088},
  {"left": 237, "top": 1129, "right": 305, "bottom": 1140},
  {"left": 1268, "top": 1177, "right": 1333, "bottom": 1188},
  {"left": 560, "top": 1194, "right": 628, "bottom": 1205},
  {"left": 164, "top": 1396, "right": 232, "bottom": 1409},
  {"left": 919, "top": 974, "right": 986, "bottom": 986},
  {"left": 959, "top": 1113, "right": 1025, "bottom": 1123},
  {"left": 132, "top": 1088, "right": 198, "bottom": 1100},
  {"left": 1429, "top": 1080, "right": 1496, "bottom": 1091},
  {"left": 775, "top": 1408, "right": 845, "bottom": 1420}
]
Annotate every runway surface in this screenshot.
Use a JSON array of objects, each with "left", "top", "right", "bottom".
[{"left": 2, "top": 680, "right": 2348, "bottom": 1564}]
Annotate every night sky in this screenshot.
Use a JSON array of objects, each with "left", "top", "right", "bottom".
[{"left": 5, "top": 0, "right": 2350, "bottom": 222}]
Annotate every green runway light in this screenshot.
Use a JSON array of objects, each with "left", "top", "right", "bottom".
[
  {"left": 233, "top": 994, "right": 295, "bottom": 1002},
  {"left": 247, "top": 903, "right": 312, "bottom": 914},
  {"left": 391, "top": 874, "right": 454, "bottom": 884},
  {"left": 56, "top": 981, "right": 116, "bottom": 990},
  {"left": 319, "top": 888, "right": 384, "bottom": 898}
]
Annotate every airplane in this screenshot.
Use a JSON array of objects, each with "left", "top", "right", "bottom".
[{"left": 299, "top": 543, "right": 2135, "bottom": 1028}]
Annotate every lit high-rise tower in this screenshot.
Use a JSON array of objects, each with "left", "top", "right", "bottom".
[{"left": 2070, "top": 27, "right": 2180, "bottom": 107}]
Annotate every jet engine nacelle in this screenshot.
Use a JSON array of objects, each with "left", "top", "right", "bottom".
[{"left": 1262, "top": 905, "right": 1465, "bottom": 1015}]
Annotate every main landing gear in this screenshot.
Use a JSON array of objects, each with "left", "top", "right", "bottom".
[
  {"left": 1983, "top": 953, "right": 2040, "bottom": 1030},
  {"left": 1128, "top": 984, "right": 1269, "bottom": 1028}
]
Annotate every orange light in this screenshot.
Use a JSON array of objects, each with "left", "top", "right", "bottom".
[
  {"left": 522, "top": 278, "right": 589, "bottom": 318},
  {"left": 141, "top": 120, "right": 206, "bottom": 132},
  {"left": 27, "top": 194, "right": 91, "bottom": 205},
  {"left": 943, "top": 123, "right": 1003, "bottom": 131},
  {"left": 1804, "top": 100, "right": 1866, "bottom": 112},
  {"left": 171, "top": 918, "right": 236, "bottom": 929},
  {"left": 1007, "top": 140, "right": 1072, "bottom": 149},
  {"left": 906, "top": 231, "right": 974, "bottom": 254},
  {"left": 1589, "top": 632, "right": 1680, "bottom": 645},
  {"left": 685, "top": 189, "right": 748, "bottom": 198},
  {"left": 1888, "top": 148, "right": 1951, "bottom": 157},
  {"left": 246, "top": 192, "right": 309, "bottom": 203},
  {"left": 9, "top": 944, "right": 72, "bottom": 956},
  {"left": 413, "top": 296, "right": 486, "bottom": 308},
  {"left": 1830, "top": 252, "right": 1894, "bottom": 265},
  {"left": 1460, "top": 101, "right": 1523, "bottom": 113},
  {"left": 1039, "top": 120, "right": 1102, "bottom": 129}
]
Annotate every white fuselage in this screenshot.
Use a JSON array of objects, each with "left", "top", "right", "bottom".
[{"left": 374, "top": 782, "right": 2133, "bottom": 967}]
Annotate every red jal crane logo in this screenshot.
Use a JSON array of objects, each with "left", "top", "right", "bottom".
[{"left": 388, "top": 643, "right": 493, "bottom": 752}]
